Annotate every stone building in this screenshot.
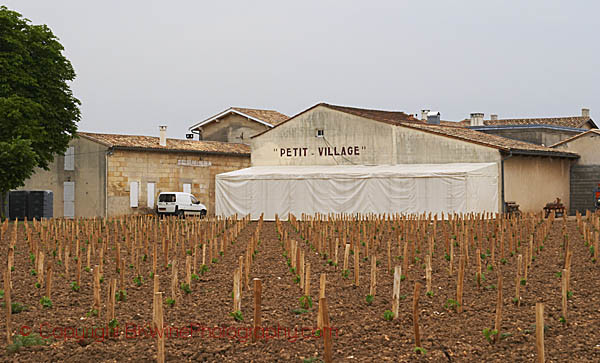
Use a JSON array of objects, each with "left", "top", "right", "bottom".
[
  {"left": 188, "top": 107, "right": 288, "bottom": 144},
  {"left": 458, "top": 108, "right": 597, "bottom": 147},
  {"left": 552, "top": 130, "right": 600, "bottom": 214},
  {"left": 19, "top": 129, "right": 250, "bottom": 218},
  {"left": 216, "top": 103, "right": 579, "bottom": 219}
]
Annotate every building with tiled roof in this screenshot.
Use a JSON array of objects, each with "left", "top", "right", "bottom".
[
  {"left": 19, "top": 127, "right": 250, "bottom": 218},
  {"left": 456, "top": 109, "right": 596, "bottom": 147},
  {"left": 79, "top": 132, "right": 250, "bottom": 155},
  {"left": 188, "top": 107, "right": 289, "bottom": 145},
  {"left": 551, "top": 129, "right": 600, "bottom": 214},
  {"left": 243, "top": 103, "right": 579, "bottom": 216}
]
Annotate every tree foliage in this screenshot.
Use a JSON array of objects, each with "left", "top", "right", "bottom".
[{"left": 0, "top": 6, "right": 81, "bottom": 204}]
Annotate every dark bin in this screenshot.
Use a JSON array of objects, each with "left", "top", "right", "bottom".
[
  {"left": 28, "top": 190, "right": 53, "bottom": 219},
  {"left": 8, "top": 191, "right": 29, "bottom": 220}
]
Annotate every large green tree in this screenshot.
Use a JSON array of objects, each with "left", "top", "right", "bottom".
[{"left": 0, "top": 6, "right": 81, "bottom": 218}]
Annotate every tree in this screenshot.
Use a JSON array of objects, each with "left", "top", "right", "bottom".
[{"left": 0, "top": 6, "right": 81, "bottom": 218}]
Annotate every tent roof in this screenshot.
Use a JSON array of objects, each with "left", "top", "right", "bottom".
[{"left": 217, "top": 163, "right": 497, "bottom": 180}]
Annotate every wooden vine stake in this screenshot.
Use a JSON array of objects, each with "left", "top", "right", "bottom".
[
  {"left": 413, "top": 282, "right": 422, "bottom": 352},
  {"left": 343, "top": 244, "right": 350, "bottom": 272},
  {"left": 387, "top": 239, "right": 392, "bottom": 274},
  {"left": 107, "top": 279, "right": 117, "bottom": 324},
  {"left": 392, "top": 266, "right": 401, "bottom": 319},
  {"left": 561, "top": 268, "right": 568, "bottom": 322},
  {"left": 515, "top": 255, "right": 522, "bottom": 307},
  {"left": 536, "top": 303, "right": 545, "bottom": 363},
  {"left": 185, "top": 255, "right": 191, "bottom": 287},
  {"left": 320, "top": 297, "right": 333, "bottom": 363},
  {"left": 448, "top": 242, "right": 454, "bottom": 276},
  {"left": 76, "top": 251, "right": 82, "bottom": 287},
  {"left": 494, "top": 269, "right": 503, "bottom": 343},
  {"left": 252, "top": 278, "right": 262, "bottom": 342},
  {"left": 304, "top": 262, "right": 312, "bottom": 297},
  {"left": 233, "top": 268, "right": 241, "bottom": 312},
  {"left": 154, "top": 292, "right": 165, "bottom": 363},
  {"left": 425, "top": 255, "right": 432, "bottom": 295},
  {"left": 353, "top": 244, "right": 359, "bottom": 287},
  {"left": 152, "top": 274, "right": 160, "bottom": 325},
  {"left": 457, "top": 256, "right": 465, "bottom": 313},
  {"left": 476, "top": 248, "right": 482, "bottom": 289},
  {"left": 317, "top": 273, "right": 326, "bottom": 329},
  {"left": 171, "top": 260, "right": 178, "bottom": 300},
  {"left": 45, "top": 262, "right": 53, "bottom": 300},
  {"left": 4, "top": 270, "right": 11, "bottom": 345},
  {"left": 369, "top": 256, "right": 376, "bottom": 297},
  {"left": 93, "top": 265, "right": 101, "bottom": 317}
]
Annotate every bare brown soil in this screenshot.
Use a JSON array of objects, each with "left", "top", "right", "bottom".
[{"left": 0, "top": 217, "right": 599, "bottom": 362}]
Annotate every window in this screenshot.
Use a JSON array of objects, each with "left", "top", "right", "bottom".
[
  {"left": 63, "top": 182, "right": 75, "bottom": 218},
  {"left": 129, "top": 181, "right": 139, "bottom": 208},
  {"left": 64, "top": 146, "right": 75, "bottom": 170},
  {"left": 191, "top": 195, "right": 199, "bottom": 204},
  {"left": 158, "top": 193, "right": 176, "bottom": 203},
  {"left": 316, "top": 129, "right": 324, "bottom": 137},
  {"left": 183, "top": 183, "right": 191, "bottom": 194}
]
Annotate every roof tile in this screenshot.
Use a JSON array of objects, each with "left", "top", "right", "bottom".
[
  {"left": 231, "top": 107, "right": 289, "bottom": 125},
  {"left": 459, "top": 116, "right": 594, "bottom": 129},
  {"left": 78, "top": 132, "right": 250, "bottom": 155},
  {"left": 320, "top": 104, "right": 578, "bottom": 157}
]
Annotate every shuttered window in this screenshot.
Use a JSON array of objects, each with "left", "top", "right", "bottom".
[
  {"left": 64, "top": 147, "right": 75, "bottom": 170},
  {"left": 147, "top": 182, "right": 155, "bottom": 208},
  {"left": 130, "top": 181, "right": 139, "bottom": 208}
]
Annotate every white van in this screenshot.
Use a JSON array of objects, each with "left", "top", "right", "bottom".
[{"left": 156, "top": 192, "right": 207, "bottom": 218}]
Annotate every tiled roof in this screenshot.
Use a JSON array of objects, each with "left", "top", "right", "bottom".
[
  {"left": 318, "top": 104, "right": 578, "bottom": 157},
  {"left": 79, "top": 132, "right": 250, "bottom": 155},
  {"left": 459, "top": 116, "right": 595, "bottom": 129},
  {"left": 400, "top": 123, "right": 578, "bottom": 157},
  {"left": 550, "top": 129, "right": 600, "bottom": 147},
  {"left": 320, "top": 104, "right": 418, "bottom": 125},
  {"left": 231, "top": 107, "right": 289, "bottom": 125}
]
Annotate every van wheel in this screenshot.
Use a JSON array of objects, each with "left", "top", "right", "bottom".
[
  {"left": 176, "top": 209, "right": 185, "bottom": 219},
  {"left": 200, "top": 210, "right": 207, "bottom": 219}
]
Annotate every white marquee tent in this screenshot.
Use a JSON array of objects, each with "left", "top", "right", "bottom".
[{"left": 215, "top": 163, "right": 499, "bottom": 220}]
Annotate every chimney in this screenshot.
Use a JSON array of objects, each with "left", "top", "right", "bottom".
[
  {"left": 159, "top": 126, "right": 167, "bottom": 147},
  {"left": 490, "top": 114, "right": 498, "bottom": 121},
  {"left": 470, "top": 113, "right": 484, "bottom": 126},
  {"left": 427, "top": 111, "right": 441, "bottom": 125},
  {"left": 421, "top": 109, "right": 430, "bottom": 121},
  {"left": 582, "top": 108, "right": 590, "bottom": 118}
]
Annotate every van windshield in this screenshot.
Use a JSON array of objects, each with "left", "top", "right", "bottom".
[{"left": 159, "top": 194, "right": 176, "bottom": 202}]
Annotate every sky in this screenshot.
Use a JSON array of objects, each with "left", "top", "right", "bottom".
[{"left": 4, "top": 0, "right": 600, "bottom": 139}]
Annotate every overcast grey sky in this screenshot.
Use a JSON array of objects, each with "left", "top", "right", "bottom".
[{"left": 5, "top": 1, "right": 600, "bottom": 139}]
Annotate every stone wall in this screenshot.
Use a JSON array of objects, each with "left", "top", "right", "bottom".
[
  {"left": 477, "top": 128, "right": 581, "bottom": 147},
  {"left": 107, "top": 150, "right": 249, "bottom": 216},
  {"left": 19, "top": 137, "right": 107, "bottom": 218},
  {"left": 570, "top": 165, "right": 600, "bottom": 214},
  {"left": 252, "top": 105, "right": 501, "bottom": 166},
  {"left": 200, "top": 113, "right": 270, "bottom": 144},
  {"left": 503, "top": 155, "right": 572, "bottom": 213}
]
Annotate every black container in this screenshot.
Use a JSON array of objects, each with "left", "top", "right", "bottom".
[
  {"left": 8, "top": 191, "right": 29, "bottom": 220},
  {"left": 28, "top": 190, "right": 53, "bottom": 219}
]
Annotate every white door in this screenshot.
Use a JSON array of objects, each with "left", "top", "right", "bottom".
[
  {"left": 130, "top": 181, "right": 139, "bottom": 208},
  {"left": 63, "top": 182, "right": 75, "bottom": 218},
  {"left": 183, "top": 183, "right": 191, "bottom": 194},
  {"left": 147, "top": 182, "right": 155, "bottom": 208}
]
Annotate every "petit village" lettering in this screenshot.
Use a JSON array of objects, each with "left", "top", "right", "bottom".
[{"left": 279, "top": 146, "right": 362, "bottom": 158}]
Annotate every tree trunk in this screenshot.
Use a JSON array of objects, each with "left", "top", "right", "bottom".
[{"left": 0, "top": 191, "right": 6, "bottom": 220}]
